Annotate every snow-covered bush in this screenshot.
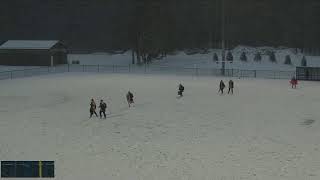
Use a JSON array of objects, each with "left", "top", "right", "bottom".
[
  {"left": 226, "top": 51, "right": 233, "bottom": 62},
  {"left": 254, "top": 52, "right": 262, "bottom": 62},
  {"left": 213, "top": 53, "right": 219, "bottom": 63},
  {"left": 240, "top": 52, "right": 247, "bottom": 62},
  {"left": 269, "top": 51, "right": 276, "bottom": 63},
  {"left": 284, "top": 55, "right": 292, "bottom": 65},
  {"left": 301, "top": 56, "right": 307, "bottom": 67}
]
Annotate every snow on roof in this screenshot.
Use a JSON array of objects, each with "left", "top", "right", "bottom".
[{"left": 0, "top": 40, "right": 59, "bottom": 50}]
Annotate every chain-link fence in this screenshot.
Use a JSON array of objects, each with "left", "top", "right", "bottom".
[{"left": 0, "top": 64, "right": 296, "bottom": 80}]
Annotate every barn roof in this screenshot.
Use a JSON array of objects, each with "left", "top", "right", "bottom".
[{"left": 0, "top": 40, "right": 59, "bottom": 50}]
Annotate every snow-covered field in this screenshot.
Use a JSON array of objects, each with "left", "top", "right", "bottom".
[
  {"left": 0, "top": 65, "right": 40, "bottom": 72},
  {"left": 0, "top": 73, "right": 320, "bottom": 180}
]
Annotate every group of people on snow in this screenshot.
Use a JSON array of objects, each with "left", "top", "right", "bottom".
[
  {"left": 177, "top": 80, "right": 235, "bottom": 97},
  {"left": 218, "top": 80, "right": 234, "bottom": 94},
  {"left": 89, "top": 91, "right": 134, "bottom": 118},
  {"left": 90, "top": 76, "right": 298, "bottom": 118},
  {"left": 90, "top": 99, "right": 107, "bottom": 118},
  {"left": 178, "top": 80, "right": 235, "bottom": 96}
]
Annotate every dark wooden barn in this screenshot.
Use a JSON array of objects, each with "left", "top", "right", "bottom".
[{"left": 0, "top": 40, "right": 67, "bottom": 66}]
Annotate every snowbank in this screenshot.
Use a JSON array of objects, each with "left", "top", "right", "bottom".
[
  {"left": 68, "top": 51, "right": 132, "bottom": 66},
  {"left": 64, "top": 46, "right": 320, "bottom": 71}
]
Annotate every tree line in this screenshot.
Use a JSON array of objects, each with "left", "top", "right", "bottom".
[{"left": 0, "top": 0, "right": 319, "bottom": 62}]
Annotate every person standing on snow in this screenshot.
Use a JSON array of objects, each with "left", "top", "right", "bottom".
[
  {"left": 178, "top": 84, "right": 184, "bottom": 97},
  {"left": 228, "top": 80, "right": 234, "bottom": 94},
  {"left": 290, "top": 76, "right": 298, "bottom": 89},
  {"left": 126, "top": 91, "right": 134, "bottom": 107},
  {"left": 99, "top": 99, "right": 107, "bottom": 118},
  {"left": 90, "top": 98, "right": 98, "bottom": 118},
  {"left": 218, "top": 80, "right": 226, "bottom": 94}
]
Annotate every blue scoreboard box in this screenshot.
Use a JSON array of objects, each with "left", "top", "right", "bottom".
[{"left": 1, "top": 161, "right": 54, "bottom": 178}]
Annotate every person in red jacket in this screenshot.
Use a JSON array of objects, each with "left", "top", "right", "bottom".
[{"left": 290, "top": 76, "right": 298, "bottom": 89}]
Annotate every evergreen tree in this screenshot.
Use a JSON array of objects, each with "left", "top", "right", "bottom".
[
  {"left": 269, "top": 51, "right": 276, "bottom": 63},
  {"left": 254, "top": 52, "right": 262, "bottom": 62},
  {"left": 301, "top": 56, "right": 307, "bottom": 67},
  {"left": 284, "top": 55, "right": 292, "bottom": 65},
  {"left": 240, "top": 52, "right": 247, "bottom": 62},
  {"left": 213, "top": 53, "right": 219, "bottom": 63},
  {"left": 226, "top": 51, "right": 233, "bottom": 62}
]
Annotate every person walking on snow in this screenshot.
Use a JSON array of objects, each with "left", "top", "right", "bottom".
[
  {"left": 89, "top": 98, "right": 98, "bottom": 118},
  {"left": 99, "top": 99, "right": 107, "bottom": 118},
  {"left": 218, "top": 80, "right": 226, "bottom": 94},
  {"left": 126, "top": 91, "right": 134, "bottom": 107},
  {"left": 228, "top": 80, "right": 234, "bottom": 94},
  {"left": 178, "top": 84, "right": 184, "bottom": 97}
]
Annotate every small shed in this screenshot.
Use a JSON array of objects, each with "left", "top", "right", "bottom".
[{"left": 0, "top": 40, "right": 67, "bottom": 66}]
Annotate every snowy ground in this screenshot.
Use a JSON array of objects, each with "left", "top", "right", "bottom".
[
  {"left": 68, "top": 52, "right": 132, "bottom": 66},
  {"left": 0, "top": 65, "right": 40, "bottom": 72},
  {"left": 0, "top": 73, "right": 320, "bottom": 180}
]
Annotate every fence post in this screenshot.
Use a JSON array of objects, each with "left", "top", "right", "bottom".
[
  {"left": 82, "top": 65, "right": 85, "bottom": 72},
  {"left": 254, "top": 70, "right": 256, "bottom": 78},
  {"left": 113, "top": 65, "right": 115, "bottom": 73},
  {"left": 10, "top": 71, "right": 12, "bottom": 79},
  {"left": 98, "top": 65, "right": 100, "bottom": 72},
  {"left": 144, "top": 63, "right": 147, "bottom": 73},
  {"left": 129, "top": 64, "right": 131, "bottom": 72},
  {"left": 48, "top": 66, "right": 50, "bottom": 73},
  {"left": 193, "top": 64, "right": 198, "bottom": 76}
]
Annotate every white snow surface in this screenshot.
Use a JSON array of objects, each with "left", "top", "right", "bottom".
[
  {"left": 0, "top": 72, "right": 320, "bottom": 180},
  {"left": 68, "top": 52, "right": 132, "bottom": 66},
  {"left": 0, "top": 65, "right": 40, "bottom": 72}
]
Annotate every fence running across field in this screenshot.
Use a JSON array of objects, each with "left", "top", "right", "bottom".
[{"left": 0, "top": 64, "right": 296, "bottom": 80}]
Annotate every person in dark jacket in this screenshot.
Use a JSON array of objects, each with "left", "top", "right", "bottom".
[
  {"left": 178, "top": 84, "right": 184, "bottom": 97},
  {"left": 90, "top": 98, "right": 98, "bottom": 118},
  {"left": 126, "top": 91, "right": 134, "bottom": 107},
  {"left": 218, "top": 80, "right": 226, "bottom": 94},
  {"left": 228, "top": 80, "right": 234, "bottom": 94},
  {"left": 99, "top": 100, "right": 107, "bottom": 118}
]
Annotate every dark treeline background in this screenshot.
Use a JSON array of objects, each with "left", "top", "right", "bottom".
[{"left": 0, "top": 0, "right": 320, "bottom": 62}]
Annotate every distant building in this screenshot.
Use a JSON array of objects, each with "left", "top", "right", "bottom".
[{"left": 0, "top": 40, "right": 67, "bottom": 66}]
